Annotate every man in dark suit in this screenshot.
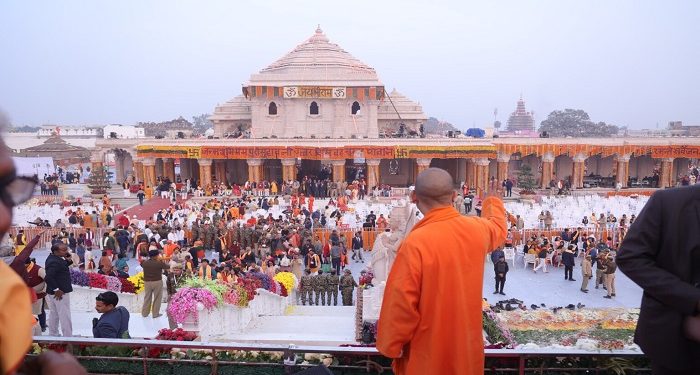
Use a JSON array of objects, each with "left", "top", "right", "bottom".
[
  {"left": 617, "top": 184, "right": 700, "bottom": 374},
  {"left": 44, "top": 242, "right": 74, "bottom": 337}
]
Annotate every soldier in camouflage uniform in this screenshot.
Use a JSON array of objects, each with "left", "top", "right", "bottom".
[
  {"left": 204, "top": 223, "right": 216, "bottom": 250},
  {"left": 299, "top": 269, "right": 312, "bottom": 305},
  {"left": 326, "top": 269, "right": 340, "bottom": 306},
  {"left": 191, "top": 221, "right": 200, "bottom": 244},
  {"left": 314, "top": 270, "right": 327, "bottom": 306},
  {"left": 339, "top": 269, "right": 358, "bottom": 306}
]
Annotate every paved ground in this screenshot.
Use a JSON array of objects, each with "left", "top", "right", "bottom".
[{"left": 481, "top": 254, "right": 642, "bottom": 309}]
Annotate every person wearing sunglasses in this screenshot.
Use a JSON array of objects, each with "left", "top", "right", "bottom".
[{"left": 0, "top": 129, "right": 86, "bottom": 374}]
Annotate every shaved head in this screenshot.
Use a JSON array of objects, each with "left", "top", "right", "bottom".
[{"left": 414, "top": 168, "right": 455, "bottom": 207}]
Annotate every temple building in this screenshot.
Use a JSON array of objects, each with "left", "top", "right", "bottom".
[
  {"left": 506, "top": 96, "right": 535, "bottom": 133},
  {"left": 94, "top": 28, "right": 700, "bottom": 195},
  {"left": 210, "top": 27, "right": 426, "bottom": 140}
]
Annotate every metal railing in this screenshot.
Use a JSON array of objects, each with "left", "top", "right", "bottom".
[{"left": 31, "top": 336, "right": 649, "bottom": 375}]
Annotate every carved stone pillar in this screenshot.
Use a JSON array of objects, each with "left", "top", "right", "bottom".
[
  {"left": 572, "top": 153, "right": 587, "bottom": 189},
  {"left": 331, "top": 160, "right": 346, "bottom": 183},
  {"left": 660, "top": 158, "right": 674, "bottom": 188},
  {"left": 540, "top": 152, "right": 555, "bottom": 189},
  {"left": 199, "top": 158, "right": 213, "bottom": 187},
  {"left": 281, "top": 158, "right": 296, "bottom": 182},
  {"left": 496, "top": 152, "right": 510, "bottom": 183},
  {"left": 415, "top": 158, "right": 432, "bottom": 181},
  {"left": 474, "top": 158, "right": 490, "bottom": 196},
  {"left": 142, "top": 157, "right": 156, "bottom": 188},
  {"left": 615, "top": 154, "right": 631, "bottom": 188},
  {"left": 247, "top": 159, "right": 263, "bottom": 183},
  {"left": 366, "top": 159, "right": 381, "bottom": 190}
]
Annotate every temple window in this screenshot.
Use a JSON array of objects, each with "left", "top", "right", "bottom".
[
  {"left": 351, "top": 101, "right": 361, "bottom": 115},
  {"left": 310, "top": 101, "right": 319, "bottom": 115},
  {"left": 268, "top": 102, "right": 277, "bottom": 115}
]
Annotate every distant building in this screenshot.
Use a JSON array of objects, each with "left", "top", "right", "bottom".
[
  {"left": 103, "top": 124, "right": 146, "bottom": 139},
  {"left": 668, "top": 121, "right": 700, "bottom": 136},
  {"left": 506, "top": 97, "right": 535, "bottom": 133},
  {"left": 38, "top": 125, "right": 101, "bottom": 138}
]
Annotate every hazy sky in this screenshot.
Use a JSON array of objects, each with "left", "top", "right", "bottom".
[{"left": 1, "top": 0, "right": 699, "bottom": 130}]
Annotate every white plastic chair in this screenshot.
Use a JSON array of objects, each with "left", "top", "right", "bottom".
[
  {"left": 523, "top": 254, "right": 536, "bottom": 269},
  {"left": 504, "top": 247, "right": 516, "bottom": 267}
]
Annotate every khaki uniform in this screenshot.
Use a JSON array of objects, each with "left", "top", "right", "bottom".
[{"left": 313, "top": 274, "right": 327, "bottom": 306}]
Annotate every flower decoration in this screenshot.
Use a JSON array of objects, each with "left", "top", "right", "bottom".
[
  {"left": 223, "top": 288, "right": 240, "bottom": 306},
  {"left": 120, "top": 278, "right": 137, "bottom": 294},
  {"left": 70, "top": 269, "right": 89, "bottom": 287},
  {"left": 105, "top": 275, "right": 122, "bottom": 292},
  {"left": 88, "top": 273, "right": 107, "bottom": 289},
  {"left": 156, "top": 328, "right": 197, "bottom": 341},
  {"left": 167, "top": 287, "right": 219, "bottom": 324},
  {"left": 273, "top": 272, "right": 297, "bottom": 293},
  {"left": 127, "top": 272, "right": 145, "bottom": 294}
]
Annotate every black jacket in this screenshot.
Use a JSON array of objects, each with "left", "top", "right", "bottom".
[
  {"left": 617, "top": 184, "right": 700, "bottom": 371},
  {"left": 44, "top": 254, "right": 73, "bottom": 294}
]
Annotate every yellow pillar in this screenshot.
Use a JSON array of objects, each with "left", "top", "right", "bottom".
[
  {"left": 133, "top": 160, "right": 143, "bottom": 183},
  {"left": 496, "top": 152, "right": 510, "bottom": 183},
  {"left": 660, "top": 158, "right": 674, "bottom": 188},
  {"left": 163, "top": 158, "right": 175, "bottom": 182},
  {"left": 142, "top": 158, "right": 156, "bottom": 188},
  {"left": 332, "top": 160, "right": 346, "bottom": 183},
  {"left": 465, "top": 158, "right": 476, "bottom": 189},
  {"left": 366, "top": 159, "right": 381, "bottom": 190},
  {"left": 474, "top": 158, "right": 490, "bottom": 196},
  {"left": 415, "top": 158, "right": 432, "bottom": 182},
  {"left": 540, "top": 152, "right": 555, "bottom": 189},
  {"left": 199, "top": 158, "right": 213, "bottom": 187},
  {"left": 572, "top": 153, "right": 587, "bottom": 189},
  {"left": 247, "top": 159, "right": 263, "bottom": 183},
  {"left": 281, "top": 159, "right": 296, "bottom": 182},
  {"left": 615, "top": 154, "right": 631, "bottom": 188}
]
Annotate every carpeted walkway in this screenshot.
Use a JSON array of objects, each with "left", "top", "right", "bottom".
[{"left": 120, "top": 197, "right": 174, "bottom": 220}]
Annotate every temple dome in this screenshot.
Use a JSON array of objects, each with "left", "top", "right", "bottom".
[{"left": 247, "top": 27, "right": 382, "bottom": 86}]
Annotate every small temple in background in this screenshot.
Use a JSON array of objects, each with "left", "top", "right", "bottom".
[{"left": 505, "top": 96, "right": 535, "bottom": 134}]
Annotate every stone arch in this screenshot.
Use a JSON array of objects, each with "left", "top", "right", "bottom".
[{"left": 351, "top": 101, "right": 361, "bottom": 115}]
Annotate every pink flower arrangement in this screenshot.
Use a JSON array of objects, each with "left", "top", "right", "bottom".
[
  {"left": 105, "top": 276, "right": 122, "bottom": 292},
  {"left": 88, "top": 273, "right": 107, "bottom": 289},
  {"left": 223, "top": 289, "right": 240, "bottom": 306},
  {"left": 167, "top": 287, "right": 219, "bottom": 324}
]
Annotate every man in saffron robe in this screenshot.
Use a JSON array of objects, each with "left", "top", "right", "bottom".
[{"left": 376, "top": 168, "right": 507, "bottom": 375}]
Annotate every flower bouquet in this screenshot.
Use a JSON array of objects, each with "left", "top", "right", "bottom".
[
  {"left": 183, "top": 277, "right": 228, "bottom": 303},
  {"left": 156, "top": 328, "right": 198, "bottom": 341},
  {"left": 88, "top": 273, "right": 107, "bottom": 289},
  {"left": 167, "top": 287, "right": 219, "bottom": 324},
  {"left": 127, "top": 272, "right": 144, "bottom": 294},
  {"left": 70, "top": 268, "right": 89, "bottom": 287},
  {"left": 248, "top": 272, "right": 272, "bottom": 291},
  {"left": 273, "top": 272, "right": 297, "bottom": 293},
  {"left": 120, "top": 278, "right": 137, "bottom": 294},
  {"left": 105, "top": 275, "right": 122, "bottom": 292}
]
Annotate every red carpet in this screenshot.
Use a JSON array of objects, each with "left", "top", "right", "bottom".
[{"left": 119, "top": 197, "right": 175, "bottom": 220}]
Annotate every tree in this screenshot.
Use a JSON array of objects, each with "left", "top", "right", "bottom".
[
  {"left": 192, "top": 114, "right": 213, "bottom": 135},
  {"left": 538, "top": 109, "right": 619, "bottom": 137},
  {"left": 517, "top": 164, "right": 537, "bottom": 194},
  {"left": 87, "top": 165, "right": 110, "bottom": 195}
]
